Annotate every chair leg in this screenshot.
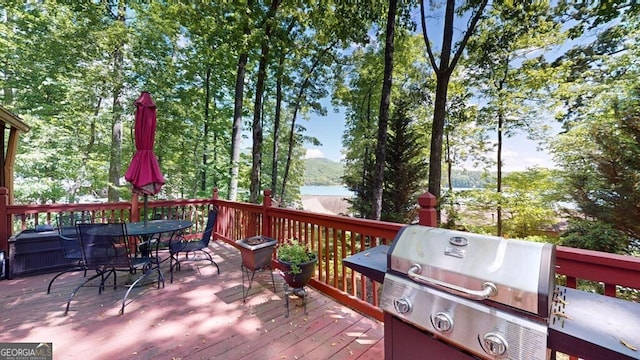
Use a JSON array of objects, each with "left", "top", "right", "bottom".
[
  {"left": 97, "top": 269, "right": 116, "bottom": 294},
  {"left": 156, "top": 264, "right": 165, "bottom": 289},
  {"left": 201, "top": 250, "right": 220, "bottom": 274},
  {"left": 120, "top": 265, "right": 165, "bottom": 315},
  {"left": 64, "top": 272, "right": 105, "bottom": 316},
  {"left": 169, "top": 253, "right": 180, "bottom": 283},
  {"left": 47, "top": 267, "right": 85, "bottom": 294},
  {"left": 284, "top": 282, "right": 290, "bottom": 318},
  {"left": 169, "top": 248, "right": 219, "bottom": 283}
]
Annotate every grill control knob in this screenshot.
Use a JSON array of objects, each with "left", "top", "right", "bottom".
[
  {"left": 431, "top": 312, "right": 453, "bottom": 333},
  {"left": 393, "top": 297, "right": 412, "bottom": 314},
  {"left": 482, "top": 332, "right": 508, "bottom": 357}
]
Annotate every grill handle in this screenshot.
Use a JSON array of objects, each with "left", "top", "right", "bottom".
[{"left": 407, "top": 264, "right": 498, "bottom": 300}]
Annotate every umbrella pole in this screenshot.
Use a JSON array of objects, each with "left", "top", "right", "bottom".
[{"left": 144, "top": 194, "right": 148, "bottom": 227}]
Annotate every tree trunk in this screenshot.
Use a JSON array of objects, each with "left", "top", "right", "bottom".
[
  {"left": 271, "top": 54, "right": 284, "bottom": 198},
  {"left": 497, "top": 111, "right": 503, "bottom": 236},
  {"left": 372, "top": 0, "right": 397, "bottom": 221},
  {"left": 250, "top": 0, "right": 280, "bottom": 203},
  {"left": 281, "top": 42, "right": 335, "bottom": 201},
  {"left": 445, "top": 129, "right": 453, "bottom": 191},
  {"left": 202, "top": 67, "right": 211, "bottom": 192},
  {"left": 421, "top": 0, "right": 489, "bottom": 219},
  {"left": 249, "top": 39, "right": 269, "bottom": 203},
  {"left": 230, "top": 52, "right": 247, "bottom": 201},
  {"left": 359, "top": 89, "right": 373, "bottom": 219},
  {"left": 107, "top": 1, "right": 126, "bottom": 203},
  {"left": 427, "top": 71, "right": 451, "bottom": 211},
  {"left": 229, "top": 0, "right": 253, "bottom": 202}
]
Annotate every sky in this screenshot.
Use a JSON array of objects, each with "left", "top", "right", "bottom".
[{"left": 303, "top": 104, "right": 558, "bottom": 173}]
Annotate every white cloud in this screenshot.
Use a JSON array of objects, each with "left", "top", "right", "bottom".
[{"left": 305, "top": 148, "right": 325, "bottom": 159}]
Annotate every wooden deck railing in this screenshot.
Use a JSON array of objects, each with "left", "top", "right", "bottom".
[
  {"left": 1, "top": 186, "right": 639, "bottom": 324},
  {"left": 556, "top": 245, "right": 640, "bottom": 297}
]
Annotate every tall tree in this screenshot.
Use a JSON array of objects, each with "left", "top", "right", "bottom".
[
  {"left": 419, "top": 0, "right": 489, "bottom": 213},
  {"left": 383, "top": 94, "right": 428, "bottom": 223},
  {"left": 230, "top": 1, "right": 253, "bottom": 201},
  {"left": 554, "top": 91, "right": 640, "bottom": 247},
  {"left": 249, "top": 0, "right": 281, "bottom": 203},
  {"left": 107, "top": 0, "right": 128, "bottom": 202},
  {"left": 371, "top": 0, "right": 398, "bottom": 221},
  {"left": 549, "top": 5, "right": 639, "bottom": 251},
  {"left": 339, "top": 47, "right": 381, "bottom": 219},
  {"left": 465, "top": 1, "right": 560, "bottom": 236},
  {"left": 280, "top": 40, "right": 336, "bottom": 201}
]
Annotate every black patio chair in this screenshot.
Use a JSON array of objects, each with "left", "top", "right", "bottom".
[
  {"left": 46, "top": 213, "right": 92, "bottom": 294},
  {"left": 169, "top": 208, "right": 220, "bottom": 283},
  {"left": 64, "top": 222, "right": 165, "bottom": 315}
]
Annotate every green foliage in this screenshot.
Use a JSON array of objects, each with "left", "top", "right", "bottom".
[
  {"left": 499, "top": 168, "right": 564, "bottom": 238},
  {"left": 560, "top": 219, "right": 629, "bottom": 254},
  {"left": 555, "top": 0, "right": 638, "bottom": 39},
  {"left": 277, "top": 239, "right": 316, "bottom": 274},
  {"left": 524, "top": 235, "right": 558, "bottom": 245},
  {"left": 382, "top": 94, "right": 428, "bottom": 223},
  {"left": 553, "top": 87, "right": 640, "bottom": 246},
  {"left": 2, "top": 1, "right": 321, "bottom": 204},
  {"left": 339, "top": 32, "right": 431, "bottom": 220},
  {"left": 444, "top": 168, "right": 563, "bottom": 238}
]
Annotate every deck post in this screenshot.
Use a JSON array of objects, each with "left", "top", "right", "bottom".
[
  {"left": 131, "top": 192, "right": 139, "bottom": 222},
  {"left": 0, "top": 187, "right": 7, "bottom": 252},
  {"left": 262, "top": 189, "right": 272, "bottom": 238},
  {"left": 417, "top": 191, "right": 437, "bottom": 227}
]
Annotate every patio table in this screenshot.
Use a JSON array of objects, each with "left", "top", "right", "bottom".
[
  {"left": 91, "top": 220, "right": 193, "bottom": 260},
  {"left": 125, "top": 219, "right": 193, "bottom": 259},
  {"left": 125, "top": 219, "right": 193, "bottom": 237}
]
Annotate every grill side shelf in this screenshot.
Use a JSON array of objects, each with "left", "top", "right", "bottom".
[
  {"left": 548, "top": 286, "right": 640, "bottom": 360},
  {"left": 342, "top": 245, "right": 389, "bottom": 284}
]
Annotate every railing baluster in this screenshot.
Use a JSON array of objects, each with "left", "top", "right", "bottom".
[
  {"left": 333, "top": 228, "right": 338, "bottom": 288},
  {"left": 360, "top": 233, "right": 367, "bottom": 304},
  {"left": 341, "top": 229, "right": 347, "bottom": 292}
]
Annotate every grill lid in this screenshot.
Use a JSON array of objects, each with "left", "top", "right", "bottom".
[{"left": 387, "top": 225, "right": 555, "bottom": 318}]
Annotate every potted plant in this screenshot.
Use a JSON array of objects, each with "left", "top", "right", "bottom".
[{"left": 277, "top": 239, "right": 317, "bottom": 289}]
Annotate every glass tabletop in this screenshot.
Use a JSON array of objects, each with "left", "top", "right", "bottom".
[{"left": 125, "top": 220, "right": 193, "bottom": 236}]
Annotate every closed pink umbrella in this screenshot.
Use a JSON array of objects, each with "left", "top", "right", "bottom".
[{"left": 125, "top": 92, "right": 165, "bottom": 224}]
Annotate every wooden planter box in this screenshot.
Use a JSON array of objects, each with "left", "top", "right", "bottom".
[{"left": 236, "top": 236, "right": 278, "bottom": 271}]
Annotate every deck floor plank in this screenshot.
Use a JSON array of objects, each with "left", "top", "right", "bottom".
[{"left": 0, "top": 241, "right": 383, "bottom": 359}]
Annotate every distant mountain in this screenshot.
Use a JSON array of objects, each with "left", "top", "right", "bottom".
[{"left": 304, "top": 158, "right": 343, "bottom": 185}]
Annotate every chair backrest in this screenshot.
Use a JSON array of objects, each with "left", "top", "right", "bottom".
[
  {"left": 201, "top": 208, "right": 218, "bottom": 246},
  {"left": 56, "top": 213, "right": 92, "bottom": 258},
  {"left": 76, "top": 222, "right": 131, "bottom": 270},
  {"left": 56, "top": 213, "right": 92, "bottom": 238}
]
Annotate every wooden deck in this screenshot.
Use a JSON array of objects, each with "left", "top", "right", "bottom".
[{"left": 0, "top": 241, "right": 384, "bottom": 359}]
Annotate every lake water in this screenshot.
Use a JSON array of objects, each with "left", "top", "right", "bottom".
[
  {"left": 300, "top": 185, "right": 354, "bottom": 196},
  {"left": 300, "top": 186, "right": 479, "bottom": 196}
]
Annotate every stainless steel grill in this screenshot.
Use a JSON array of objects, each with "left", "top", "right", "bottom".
[{"left": 381, "top": 225, "right": 556, "bottom": 359}]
